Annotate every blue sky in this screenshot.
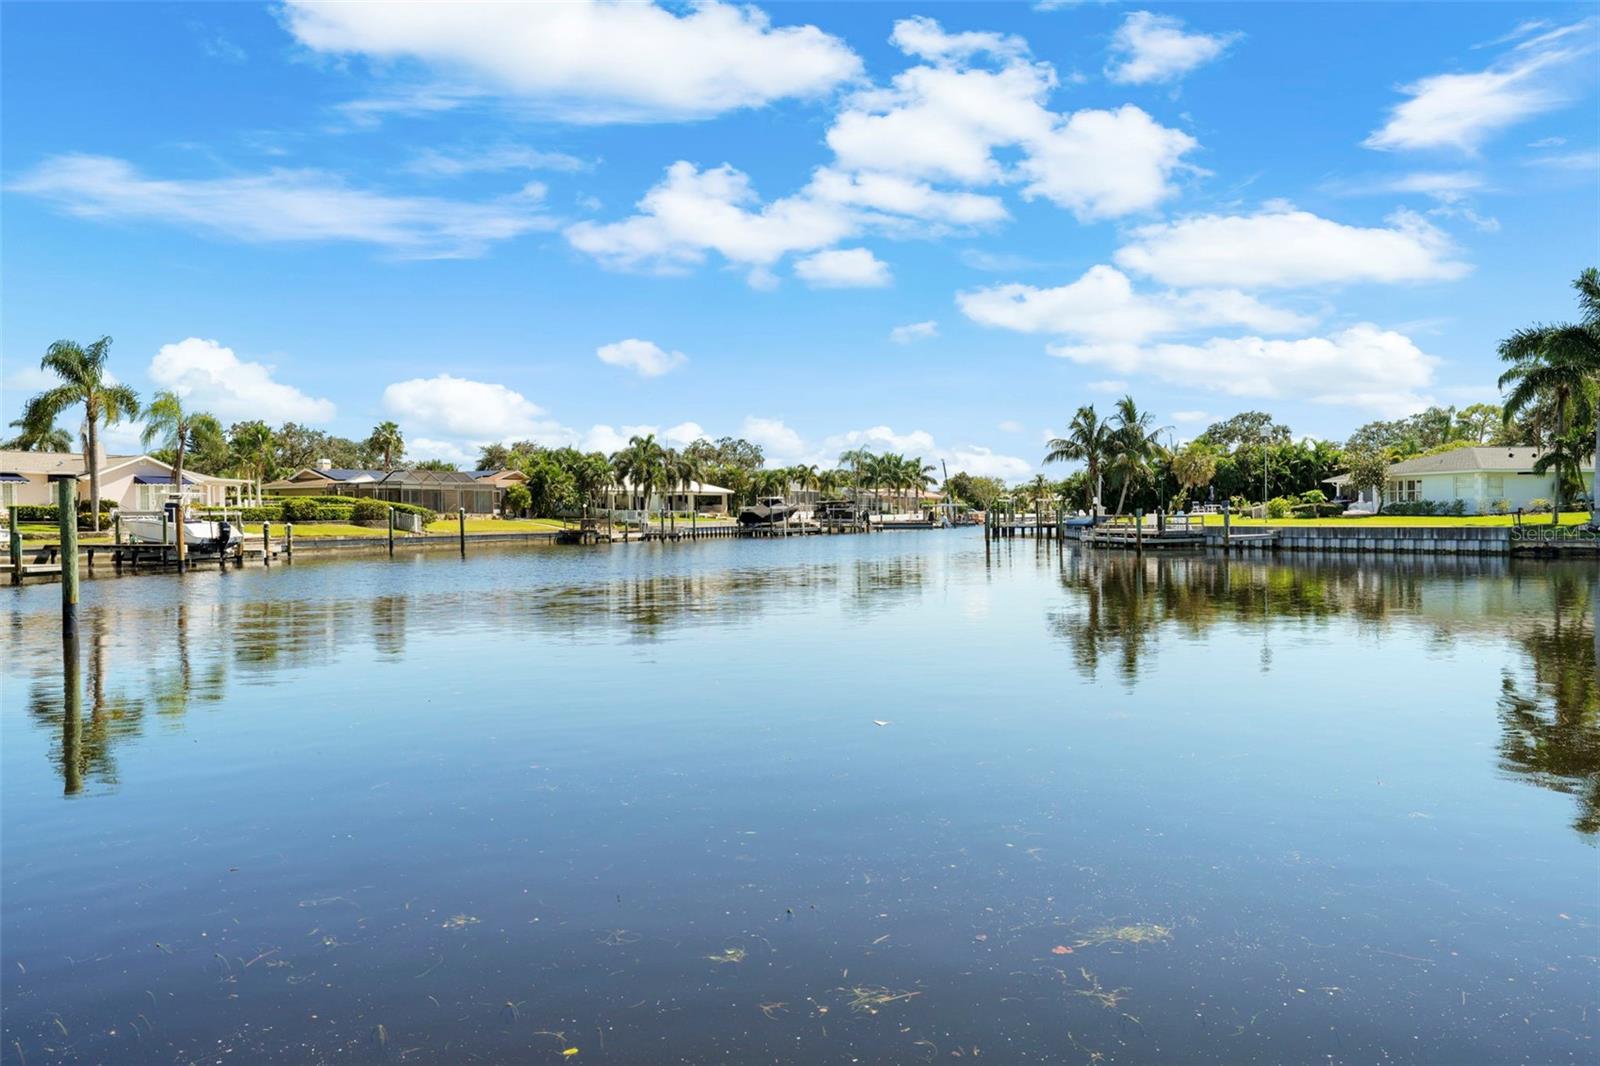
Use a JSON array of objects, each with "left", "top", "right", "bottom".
[{"left": 3, "top": 1, "right": 1597, "bottom": 478}]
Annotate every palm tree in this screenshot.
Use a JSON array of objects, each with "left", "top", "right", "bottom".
[
  {"left": 4, "top": 419, "right": 74, "bottom": 452},
  {"left": 1170, "top": 442, "right": 1218, "bottom": 509},
  {"left": 142, "top": 391, "right": 224, "bottom": 564},
  {"left": 664, "top": 448, "right": 701, "bottom": 531},
  {"left": 16, "top": 336, "right": 140, "bottom": 531},
  {"left": 1044, "top": 405, "right": 1112, "bottom": 511},
  {"left": 367, "top": 421, "right": 405, "bottom": 472},
  {"left": 1499, "top": 268, "right": 1600, "bottom": 525},
  {"left": 906, "top": 458, "right": 937, "bottom": 515},
  {"left": 1106, "top": 396, "right": 1169, "bottom": 516},
  {"left": 227, "top": 420, "right": 276, "bottom": 494}
]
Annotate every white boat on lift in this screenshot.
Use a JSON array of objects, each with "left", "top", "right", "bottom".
[{"left": 122, "top": 498, "right": 243, "bottom": 554}]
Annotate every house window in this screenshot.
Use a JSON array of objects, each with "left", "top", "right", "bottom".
[
  {"left": 1385, "top": 479, "right": 1421, "bottom": 503},
  {"left": 1452, "top": 476, "right": 1472, "bottom": 499},
  {"left": 1486, "top": 475, "right": 1504, "bottom": 498}
]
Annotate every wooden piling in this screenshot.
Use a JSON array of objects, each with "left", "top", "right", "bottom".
[
  {"left": 9, "top": 512, "right": 21, "bottom": 587},
  {"left": 262, "top": 521, "right": 271, "bottom": 565},
  {"left": 1134, "top": 509, "right": 1144, "bottom": 554},
  {"left": 284, "top": 522, "right": 294, "bottom": 559},
  {"left": 458, "top": 508, "right": 466, "bottom": 556},
  {"left": 62, "top": 633, "right": 82, "bottom": 796},
  {"left": 114, "top": 512, "right": 122, "bottom": 545},
  {"left": 50, "top": 476, "right": 79, "bottom": 639},
  {"left": 1222, "top": 504, "right": 1231, "bottom": 552},
  {"left": 388, "top": 506, "right": 396, "bottom": 556}
]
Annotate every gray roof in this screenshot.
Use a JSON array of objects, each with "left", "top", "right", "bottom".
[{"left": 1386, "top": 446, "right": 1593, "bottom": 475}]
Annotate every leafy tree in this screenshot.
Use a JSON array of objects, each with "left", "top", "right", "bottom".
[
  {"left": 17, "top": 336, "right": 141, "bottom": 531},
  {"left": 684, "top": 436, "right": 764, "bottom": 470},
  {"left": 1199, "top": 411, "right": 1290, "bottom": 450},
  {"left": 1343, "top": 447, "right": 1390, "bottom": 513},
  {"left": 413, "top": 458, "right": 457, "bottom": 472},
  {"left": 1499, "top": 267, "right": 1600, "bottom": 525},
  {"left": 502, "top": 482, "right": 531, "bottom": 517},
  {"left": 946, "top": 472, "right": 1005, "bottom": 511},
  {"left": 477, "top": 442, "right": 512, "bottom": 470},
  {"left": 1455, "top": 403, "right": 1504, "bottom": 444}
]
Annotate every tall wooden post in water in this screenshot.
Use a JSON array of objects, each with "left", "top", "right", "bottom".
[
  {"left": 458, "top": 508, "right": 466, "bottom": 557},
  {"left": 388, "top": 506, "right": 396, "bottom": 556},
  {"left": 50, "top": 475, "right": 79, "bottom": 639},
  {"left": 9, "top": 510, "right": 21, "bottom": 587}
]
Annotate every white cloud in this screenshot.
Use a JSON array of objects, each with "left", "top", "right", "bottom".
[
  {"left": 382, "top": 374, "right": 560, "bottom": 440},
  {"left": 406, "top": 144, "right": 589, "bottom": 177},
  {"left": 11, "top": 154, "right": 553, "bottom": 259},
  {"left": 958, "top": 265, "right": 1311, "bottom": 344},
  {"left": 889, "top": 15, "right": 1029, "bottom": 64},
  {"left": 664, "top": 422, "right": 706, "bottom": 447},
  {"left": 890, "top": 320, "right": 940, "bottom": 344},
  {"left": 826, "top": 23, "right": 1198, "bottom": 219},
  {"left": 1049, "top": 324, "right": 1438, "bottom": 416},
  {"left": 407, "top": 437, "right": 480, "bottom": 467},
  {"left": 1113, "top": 205, "right": 1470, "bottom": 288},
  {"left": 596, "top": 338, "right": 688, "bottom": 378},
  {"left": 567, "top": 17, "right": 1197, "bottom": 280},
  {"left": 1365, "top": 19, "right": 1597, "bottom": 152},
  {"left": 1086, "top": 379, "right": 1129, "bottom": 394},
  {"left": 1170, "top": 410, "right": 1213, "bottom": 425},
  {"left": 1524, "top": 148, "right": 1600, "bottom": 171},
  {"left": 148, "top": 337, "right": 336, "bottom": 423},
  {"left": 282, "top": 0, "right": 861, "bottom": 123},
  {"left": 1017, "top": 105, "right": 1198, "bottom": 220},
  {"left": 794, "top": 247, "right": 892, "bottom": 288},
  {"left": 806, "top": 167, "right": 1007, "bottom": 226},
  {"left": 1106, "top": 11, "right": 1240, "bottom": 85},
  {"left": 823, "top": 425, "right": 1031, "bottom": 479},
  {"left": 740, "top": 416, "right": 808, "bottom": 463},
  {"left": 943, "top": 445, "right": 1032, "bottom": 480},
  {"left": 565, "top": 161, "right": 855, "bottom": 275},
  {"left": 1323, "top": 170, "right": 1486, "bottom": 203},
  {"left": 997, "top": 419, "right": 1024, "bottom": 433}
]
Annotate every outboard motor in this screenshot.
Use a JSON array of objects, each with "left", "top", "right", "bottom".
[{"left": 217, "top": 520, "right": 232, "bottom": 551}]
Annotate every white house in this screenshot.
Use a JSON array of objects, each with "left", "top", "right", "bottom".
[
  {"left": 1327, "top": 446, "right": 1595, "bottom": 514},
  {"left": 0, "top": 450, "right": 255, "bottom": 514}
]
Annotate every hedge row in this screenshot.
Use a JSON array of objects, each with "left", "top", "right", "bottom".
[
  {"left": 10, "top": 500, "right": 117, "bottom": 526},
  {"left": 195, "top": 497, "right": 438, "bottom": 525}
]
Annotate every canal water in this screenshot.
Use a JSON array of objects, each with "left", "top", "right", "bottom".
[{"left": 2, "top": 534, "right": 1596, "bottom": 1064}]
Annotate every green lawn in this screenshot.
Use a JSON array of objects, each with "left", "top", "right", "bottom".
[
  {"left": 1196, "top": 511, "right": 1592, "bottom": 528},
  {"left": 424, "top": 517, "right": 569, "bottom": 534}
]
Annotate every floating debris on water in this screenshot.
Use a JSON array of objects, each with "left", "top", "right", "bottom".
[
  {"left": 706, "top": 947, "right": 747, "bottom": 964},
  {"left": 1073, "top": 923, "right": 1172, "bottom": 948},
  {"left": 440, "top": 914, "right": 480, "bottom": 930},
  {"left": 842, "top": 986, "right": 922, "bottom": 1013}
]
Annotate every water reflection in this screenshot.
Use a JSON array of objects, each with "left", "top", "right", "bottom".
[
  {"left": 4, "top": 539, "right": 1598, "bottom": 1064},
  {"left": 1041, "top": 549, "right": 1599, "bottom": 835},
  {"left": 1495, "top": 569, "right": 1600, "bottom": 835}
]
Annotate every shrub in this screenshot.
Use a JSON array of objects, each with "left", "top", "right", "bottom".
[
  {"left": 279, "top": 498, "right": 323, "bottom": 523},
  {"left": 1298, "top": 489, "right": 1326, "bottom": 506},
  {"left": 1490, "top": 499, "right": 1509, "bottom": 515},
  {"left": 350, "top": 497, "right": 389, "bottom": 521},
  {"left": 1527, "top": 498, "right": 1552, "bottom": 514},
  {"left": 1266, "top": 496, "right": 1293, "bottom": 519}
]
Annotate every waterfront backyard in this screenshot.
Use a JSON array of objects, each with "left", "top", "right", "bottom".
[{"left": 2, "top": 532, "right": 1595, "bottom": 1064}]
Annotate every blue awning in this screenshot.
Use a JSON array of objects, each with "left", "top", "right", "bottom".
[
  {"left": 0, "top": 473, "right": 27, "bottom": 483},
  {"left": 132, "top": 475, "right": 198, "bottom": 485}
]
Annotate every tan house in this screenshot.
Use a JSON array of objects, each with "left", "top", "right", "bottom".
[
  {"left": 0, "top": 450, "right": 254, "bottom": 514},
  {"left": 262, "top": 462, "right": 523, "bottom": 515}
]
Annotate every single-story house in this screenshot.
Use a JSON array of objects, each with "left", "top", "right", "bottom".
[
  {"left": 603, "top": 478, "right": 734, "bottom": 517},
  {"left": 263, "top": 464, "right": 510, "bottom": 515},
  {"left": 0, "top": 449, "right": 255, "bottom": 514},
  {"left": 1326, "top": 446, "right": 1595, "bottom": 514}
]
